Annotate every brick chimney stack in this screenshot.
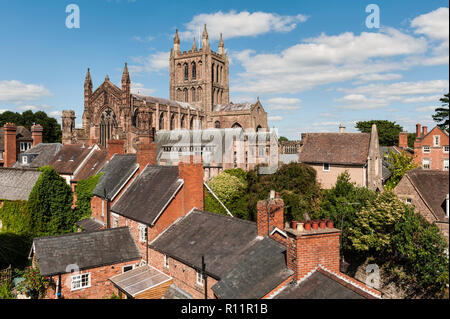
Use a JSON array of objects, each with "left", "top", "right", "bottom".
[
  {"left": 107, "top": 139, "right": 125, "bottom": 160},
  {"left": 398, "top": 132, "right": 408, "bottom": 149},
  {"left": 136, "top": 133, "right": 157, "bottom": 172},
  {"left": 4, "top": 123, "right": 17, "bottom": 167},
  {"left": 178, "top": 155, "right": 204, "bottom": 211},
  {"left": 256, "top": 191, "right": 284, "bottom": 237},
  {"left": 422, "top": 126, "right": 428, "bottom": 136},
  {"left": 416, "top": 123, "right": 421, "bottom": 139},
  {"left": 31, "top": 124, "right": 43, "bottom": 147}
]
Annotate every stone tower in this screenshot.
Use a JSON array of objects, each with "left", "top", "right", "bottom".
[
  {"left": 169, "top": 25, "right": 229, "bottom": 113},
  {"left": 62, "top": 110, "right": 76, "bottom": 144}
]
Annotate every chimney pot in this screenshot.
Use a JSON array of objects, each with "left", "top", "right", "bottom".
[
  {"left": 339, "top": 124, "right": 346, "bottom": 133},
  {"left": 416, "top": 123, "right": 421, "bottom": 138},
  {"left": 398, "top": 132, "right": 408, "bottom": 149},
  {"left": 422, "top": 126, "right": 428, "bottom": 136}
]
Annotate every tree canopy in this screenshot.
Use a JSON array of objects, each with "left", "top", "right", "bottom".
[
  {"left": 74, "top": 173, "right": 102, "bottom": 222},
  {"left": 384, "top": 150, "right": 418, "bottom": 190},
  {"left": 432, "top": 93, "right": 449, "bottom": 132},
  {"left": 355, "top": 120, "right": 403, "bottom": 146},
  {"left": 0, "top": 110, "right": 62, "bottom": 143}
]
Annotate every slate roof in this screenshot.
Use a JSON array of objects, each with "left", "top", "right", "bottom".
[
  {"left": 162, "top": 284, "right": 192, "bottom": 299},
  {"left": 93, "top": 154, "right": 138, "bottom": 199},
  {"left": 0, "top": 126, "right": 32, "bottom": 152},
  {"left": 150, "top": 210, "right": 261, "bottom": 279},
  {"left": 404, "top": 169, "right": 449, "bottom": 222},
  {"left": 49, "top": 144, "right": 93, "bottom": 175},
  {"left": 73, "top": 149, "right": 107, "bottom": 181},
  {"left": 111, "top": 165, "right": 183, "bottom": 225},
  {"left": 13, "top": 143, "right": 62, "bottom": 169},
  {"left": 33, "top": 227, "right": 141, "bottom": 276},
  {"left": 132, "top": 94, "right": 198, "bottom": 110},
  {"left": 212, "top": 102, "right": 255, "bottom": 112},
  {"left": 0, "top": 168, "right": 41, "bottom": 201},
  {"left": 299, "top": 133, "right": 371, "bottom": 165},
  {"left": 76, "top": 218, "right": 104, "bottom": 232},
  {"left": 273, "top": 268, "right": 374, "bottom": 299},
  {"left": 212, "top": 237, "right": 294, "bottom": 299}
]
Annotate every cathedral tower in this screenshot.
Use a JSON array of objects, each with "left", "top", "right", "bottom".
[{"left": 169, "top": 24, "right": 229, "bottom": 113}]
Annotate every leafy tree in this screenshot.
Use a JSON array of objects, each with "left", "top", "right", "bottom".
[
  {"left": 0, "top": 110, "right": 62, "bottom": 143},
  {"left": 391, "top": 208, "right": 448, "bottom": 297},
  {"left": 432, "top": 93, "right": 449, "bottom": 132},
  {"left": 74, "top": 173, "right": 102, "bottom": 221},
  {"left": 247, "top": 162, "right": 321, "bottom": 221},
  {"left": 355, "top": 120, "right": 403, "bottom": 146},
  {"left": 205, "top": 169, "right": 249, "bottom": 220},
  {"left": 384, "top": 150, "right": 418, "bottom": 190},
  {"left": 278, "top": 136, "right": 289, "bottom": 142},
  {"left": 407, "top": 133, "right": 416, "bottom": 148},
  {"left": 27, "top": 166, "right": 74, "bottom": 236},
  {"left": 0, "top": 201, "right": 33, "bottom": 236}
]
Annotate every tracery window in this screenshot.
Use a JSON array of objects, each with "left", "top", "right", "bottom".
[{"left": 100, "top": 107, "right": 117, "bottom": 147}]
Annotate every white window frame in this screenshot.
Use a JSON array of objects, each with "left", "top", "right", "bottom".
[
  {"left": 323, "top": 163, "right": 330, "bottom": 171},
  {"left": 444, "top": 159, "right": 449, "bottom": 171},
  {"left": 71, "top": 273, "right": 91, "bottom": 291},
  {"left": 122, "top": 264, "right": 135, "bottom": 273},
  {"left": 433, "top": 135, "right": 440, "bottom": 147},
  {"left": 422, "top": 158, "right": 430, "bottom": 170},
  {"left": 138, "top": 223, "right": 147, "bottom": 243},
  {"left": 423, "top": 146, "right": 431, "bottom": 153},
  {"left": 20, "top": 142, "right": 25, "bottom": 151},
  {"left": 444, "top": 146, "right": 449, "bottom": 153},
  {"left": 112, "top": 213, "right": 119, "bottom": 228},
  {"left": 196, "top": 270, "right": 204, "bottom": 286},
  {"left": 22, "top": 156, "right": 28, "bottom": 164},
  {"left": 406, "top": 198, "right": 412, "bottom": 205},
  {"left": 164, "top": 254, "right": 169, "bottom": 269}
]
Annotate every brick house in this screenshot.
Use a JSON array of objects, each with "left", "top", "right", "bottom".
[
  {"left": 394, "top": 168, "right": 449, "bottom": 242},
  {"left": 298, "top": 124, "right": 382, "bottom": 191},
  {"left": 413, "top": 124, "right": 449, "bottom": 171},
  {"left": 30, "top": 227, "right": 142, "bottom": 299},
  {"left": 0, "top": 123, "right": 44, "bottom": 167}
]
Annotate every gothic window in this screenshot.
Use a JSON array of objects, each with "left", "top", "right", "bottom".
[
  {"left": 198, "top": 61, "right": 202, "bottom": 78},
  {"left": 170, "top": 113, "right": 176, "bottom": 130},
  {"left": 232, "top": 122, "right": 242, "bottom": 129},
  {"left": 132, "top": 109, "right": 138, "bottom": 128},
  {"left": 99, "top": 107, "right": 117, "bottom": 148},
  {"left": 184, "top": 88, "right": 189, "bottom": 102},
  {"left": 191, "top": 87, "right": 196, "bottom": 102},
  {"left": 159, "top": 112, "right": 165, "bottom": 130},
  {"left": 215, "top": 121, "right": 221, "bottom": 129},
  {"left": 256, "top": 125, "right": 263, "bottom": 132},
  {"left": 211, "top": 63, "right": 214, "bottom": 83},
  {"left": 190, "top": 116, "right": 194, "bottom": 130},
  {"left": 181, "top": 115, "right": 185, "bottom": 129},
  {"left": 216, "top": 65, "right": 219, "bottom": 82},
  {"left": 184, "top": 64, "right": 189, "bottom": 81},
  {"left": 192, "top": 62, "right": 196, "bottom": 79}
]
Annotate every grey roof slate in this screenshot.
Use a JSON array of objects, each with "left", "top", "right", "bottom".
[
  {"left": 13, "top": 143, "right": 63, "bottom": 169},
  {"left": 132, "top": 94, "right": 198, "bottom": 110},
  {"left": 33, "top": 227, "right": 141, "bottom": 276},
  {"left": 76, "top": 218, "right": 104, "bottom": 232},
  {"left": 111, "top": 165, "right": 182, "bottom": 225},
  {"left": 93, "top": 154, "right": 138, "bottom": 199},
  {"left": 150, "top": 210, "right": 261, "bottom": 279},
  {"left": 162, "top": 284, "right": 192, "bottom": 299},
  {"left": 212, "top": 237, "right": 293, "bottom": 299},
  {"left": 0, "top": 126, "right": 32, "bottom": 152},
  {"left": 0, "top": 168, "right": 41, "bottom": 201},
  {"left": 212, "top": 102, "right": 255, "bottom": 112}
]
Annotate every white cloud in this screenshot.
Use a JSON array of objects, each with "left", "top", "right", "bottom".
[
  {"left": 355, "top": 73, "right": 403, "bottom": 83},
  {"left": 128, "top": 51, "right": 169, "bottom": 74},
  {"left": 411, "top": 7, "right": 449, "bottom": 40},
  {"left": 130, "top": 82, "right": 155, "bottom": 95},
  {"left": 415, "top": 105, "right": 437, "bottom": 113},
  {"left": 180, "top": 10, "right": 308, "bottom": 40},
  {"left": 0, "top": 80, "right": 51, "bottom": 102},
  {"left": 265, "top": 97, "right": 301, "bottom": 110},
  {"left": 268, "top": 115, "right": 283, "bottom": 121}
]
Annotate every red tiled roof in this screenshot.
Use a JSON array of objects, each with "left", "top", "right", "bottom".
[
  {"left": 49, "top": 144, "right": 93, "bottom": 175},
  {"left": 73, "top": 149, "right": 107, "bottom": 181}
]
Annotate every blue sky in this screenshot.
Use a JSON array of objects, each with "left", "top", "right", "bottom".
[{"left": 0, "top": 0, "right": 448, "bottom": 139}]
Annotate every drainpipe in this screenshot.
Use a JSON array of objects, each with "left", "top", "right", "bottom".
[
  {"left": 104, "top": 188, "right": 110, "bottom": 229},
  {"left": 202, "top": 255, "right": 207, "bottom": 299},
  {"left": 146, "top": 226, "right": 149, "bottom": 265}
]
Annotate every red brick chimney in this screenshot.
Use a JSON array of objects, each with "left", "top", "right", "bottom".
[
  {"left": 107, "top": 139, "right": 125, "bottom": 160},
  {"left": 416, "top": 123, "right": 421, "bottom": 139},
  {"left": 256, "top": 191, "right": 284, "bottom": 237},
  {"left": 4, "top": 123, "right": 17, "bottom": 167},
  {"left": 398, "top": 132, "right": 408, "bottom": 149},
  {"left": 422, "top": 126, "right": 428, "bottom": 136},
  {"left": 31, "top": 124, "right": 43, "bottom": 147},
  {"left": 178, "top": 155, "right": 204, "bottom": 211},
  {"left": 136, "top": 133, "right": 157, "bottom": 172}
]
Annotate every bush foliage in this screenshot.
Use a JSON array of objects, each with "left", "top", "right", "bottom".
[{"left": 74, "top": 173, "right": 102, "bottom": 221}]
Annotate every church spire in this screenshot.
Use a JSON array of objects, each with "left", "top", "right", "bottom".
[
  {"left": 202, "top": 24, "right": 209, "bottom": 49},
  {"left": 192, "top": 37, "right": 197, "bottom": 52},
  {"left": 84, "top": 68, "right": 92, "bottom": 109},
  {"left": 122, "top": 62, "right": 130, "bottom": 84},
  {"left": 218, "top": 33, "right": 224, "bottom": 55},
  {"left": 174, "top": 29, "right": 180, "bottom": 55},
  {"left": 174, "top": 29, "right": 180, "bottom": 44}
]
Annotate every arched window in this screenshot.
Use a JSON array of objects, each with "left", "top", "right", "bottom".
[
  {"left": 232, "top": 122, "right": 242, "bottom": 129},
  {"left": 192, "top": 62, "right": 196, "bottom": 79},
  {"left": 184, "top": 64, "right": 189, "bottom": 81},
  {"left": 191, "top": 87, "right": 196, "bottom": 102},
  {"left": 159, "top": 112, "right": 165, "bottom": 130},
  {"left": 184, "top": 88, "right": 189, "bottom": 102},
  {"left": 211, "top": 63, "right": 214, "bottom": 83},
  {"left": 215, "top": 121, "right": 221, "bottom": 129},
  {"left": 132, "top": 109, "right": 138, "bottom": 127},
  {"left": 180, "top": 115, "right": 185, "bottom": 129},
  {"left": 216, "top": 65, "right": 219, "bottom": 82},
  {"left": 170, "top": 113, "right": 176, "bottom": 130},
  {"left": 190, "top": 116, "right": 194, "bottom": 130},
  {"left": 256, "top": 125, "right": 263, "bottom": 132},
  {"left": 100, "top": 107, "right": 117, "bottom": 147}
]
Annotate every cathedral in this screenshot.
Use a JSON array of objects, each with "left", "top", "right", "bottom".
[{"left": 62, "top": 25, "right": 268, "bottom": 153}]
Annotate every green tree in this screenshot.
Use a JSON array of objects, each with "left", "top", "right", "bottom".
[
  {"left": 0, "top": 110, "right": 62, "bottom": 143},
  {"left": 278, "top": 136, "right": 289, "bottom": 142},
  {"left": 0, "top": 201, "right": 33, "bottom": 235},
  {"left": 384, "top": 150, "right": 418, "bottom": 190},
  {"left": 407, "top": 133, "right": 416, "bottom": 148},
  {"left": 74, "top": 173, "right": 102, "bottom": 222},
  {"left": 432, "top": 93, "right": 449, "bottom": 132},
  {"left": 355, "top": 120, "right": 403, "bottom": 146},
  {"left": 27, "top": 166, "right": 74, "bottom": 236}
]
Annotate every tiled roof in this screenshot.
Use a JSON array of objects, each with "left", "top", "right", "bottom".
[
  {"left": 132, "top": 94, "right": 198, "bottom": 110},
  {"left": 76, "top": 218, "right": 104, "bottom": 232},
  {"left": 93, "top": 154, "right": 138, "bottom": 199},
  {"left": 111, "top": 165, "right": 183, "bottom": 225},
  {"left": 13, "top": 143, "right": 62, "bottom": 169},
  {"left": 73, "top": 149, "right": 107, "bottom": 181},
  {"left": 33, "top": 227, "right": 141, "bottom": 276},
  {"left": 0, "top": 168, "right": 41, "bottom": 201},
  {"left": 299, "top": 133, "right": 370, "bottom": 165},
  {"left": 48, "top": 144, "right": 93, "bottom": 175},
  {"left": 212, "top": 237, "right": 293, "bottom": 299},
  {"left": 273, "top": 268, "right": 375, "bottom": 299},
  {"left": 405, "top": 169, "right": 449, "bottom": 222},
  {"left": 212, "top": 102, "right": 255, "bottom": 112}
]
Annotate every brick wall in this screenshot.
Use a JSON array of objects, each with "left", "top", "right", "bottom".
[
  {"left": 44, "top": 259, "right": 141, "bottom": 299},
  {"left": 414, "top": 125, "right": 449, "bottom": 171},
  {"left": 3, "top": 123, "right": 17, "bottom": 167},
  {"left": 31, "top": 124, "right": 43, "bottom": 147},
  {"left": 256, "top": 195, "right": 284, "bottom": 237},
  {"left": 107, "top": 139, "right": 124, "bottom": 160}
]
